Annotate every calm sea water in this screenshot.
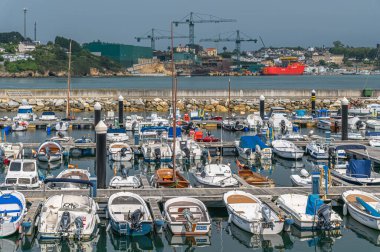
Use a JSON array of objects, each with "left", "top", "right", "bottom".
[
  {"left": 0, "top": 75, "right": 379, "bottom": 90},
  {"left": 1, "top": 112, "right": 380, "bottom": 251}
]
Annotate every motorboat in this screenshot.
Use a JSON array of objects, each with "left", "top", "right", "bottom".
[
  {"left": 163, "top": 197, "right": 211, "bottom": 235},
  {"left": 276, "top": 194, "right": 342, "bottom": 230},
  {"left": 222, "top": 119, "right": 245, "bottom": 131},
  {"left": 124, "top": 115, "right": 142, "bottom": 131},
  {"left": 193, "top": 163, "right": 238, "bottom": 187},
  {"left": 224, "top": 190, "right": 283, "bottom": 234},
  {"left": 108, "top": 142, "right": 133, "bottom": 162},
  {"left": 236, "top": 160, "right": 274, "bottom": 187},
  {"left": 366, "top": 120, "right": 380, "bottom": 130},
  {"left": 107, "top": 192, "right": 153, "bottom": 236},
  {"left": 172, "top": 138, "right": 203, "bottom": 160},
  {"left": 11, "top": 120, "right": 28, "bottom": 131},
  {"left": 50, "top": 132, "right": 73, "bottom": 143},
  {"left": 0, "top": 159, "right": 41, "bottom": 189},
  {"left": 305, "top": 141, "right": 328, "bottom": 159},
  {"left": 55, "top": 121, "right": 69, "bottom": 131},
  {"left": 40, "top": 111, "right": 58, "bottom": 121},
  {"left": 141, "top": 140, "right": 172, "bottom": 163},
  {"left": 316, "top": 109, "right": 331, "bottom": 120},
  {"left": 349, "top": 116, "right": 366, "bottom": 130},
  {"left": 342, "top": 190, "right": 380, "bottom": 230},
  {"left": 0, "top": 191, "right": 26, "bottom": 237},
  {"left": 329, "top": 144, "right": 380, "bottom": 186},
  {"left": 38, "top": 192, "right": 99, "bottom": 241},
  {"left": 280, "top": 132, "right": 307, "bottom": 142},
  {"left": 54, "top": 168, "right": 91, "bottom": 189},
  {"left": 289, "top": 169, "right": 326, "bottom": 187},
  {"left": 369, "top": 139, "right": 380, "bottom": 147},
  {"left": 151, "top": 168, "right": 190, "bottom": 188},
  {"left": 317, "top": 120, "right": 331, "bottom": 131},
  {"left": 0, "top": 143, "right": 23, "bottom": 160},
  {"left": 348, "top": 107, "right": 371, "bottom": 115},
  {"left": 109, "top": 168, "right": 141, "bottom": 189},
  {"left": 268, "top": 114, "right": 292, "bottom": 133},
  {"left": 271, "top": 140, "right": 304, "bottom": 159},
  {"left": 331, "top": 132, "right": 365, "bottom": 140},
  {"left": 293, "top": 109, "right": 313, "bottom": 121},
  {"left": 106, "top": 128, "right": 129, "bottom": 142},
  {"left": 246, "top": 113, "right": 263, "bottom": 130},
  {"left": 235, "top": 135, "right": 272, "bottom": 161},
  {"left": 37, "top": 141, "right": 63, "bottom": 163},
  {"left": 13, "top": 104, "right": 37, "bottom": 121},
  {"left": 194, "top": 131, "right": 220, "bottom": 142},
  {"left": 150, "top": 113, "right": 169, "bottom": 126}
]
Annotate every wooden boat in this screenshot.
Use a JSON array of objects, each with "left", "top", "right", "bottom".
[
  {"left": 342, "top": 190, "right": 380, "bottom": 230},
  {"left": 163, "top": 197, "right": 211, "bottom": 235},
  {"left": 224, "top": 190, "right": 284, "bottom": 234},
  {"left": 151, "top": 168, "right": 190, "bottom": 188},
  {"left": 54, "top": 168, "right": 91, "bottom": 189},
  {"left": 107, "top": 192, "right": 153, "bottom": 236},
  {"left": 0, "top": 191, "right": 26, "bottom": 237},
  {"left": 236, "top": 160, "right": 274, "bottom": 187},
  {"left": 37, "top": 141, "right": 62, "bottom": 163}
]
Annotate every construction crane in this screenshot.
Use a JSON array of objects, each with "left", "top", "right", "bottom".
[
  {"left": 135, "top": 28, "right": 188, "bottom": 50},
  {"left": 200, "top": 30, "right": 257, "bottom": 67},
  {"left": 173, "top": 12, "right": 236, "bottom": 47}
]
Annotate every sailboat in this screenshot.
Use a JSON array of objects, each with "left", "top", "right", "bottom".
[
  {"left": 222, "top": 79, "right": 245, "bottom": 131},
  {"left": 151, "top": 24, "right": 190, "bottom": 189},
  {"left": 63, "top": 40, "right": 75, "bottom": 121}
]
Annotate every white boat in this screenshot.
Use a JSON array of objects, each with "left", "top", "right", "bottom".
[
  {"left": 0, "top": 143, "right": 23, "bottom": 160},
  {"left": 224, "top": 190, "right": 284, "bottom": 234},
  {"left": 141, "top": 140, "right": 172, "bottom": 163},
  {"left": 331, "top": 132, "right": 365, "bottom": 140},
  {"left": 108, "top": 142, "right": 133, "bottom": 162},
  {"left": 246, "top": 113, "right": 263, "bottom": 130},
  {"left": 280, "top": 132, "right": 307, "bottom": 141},
  {"left": 150, "top": 113, "right": 169, "bottom": 126},
  {"left": 109, "top": 171, "right": 141, "bottom": 189},
  {"left": 55, "top": 169, "right": 91, "bottom": 189},
  {"left": 271, "top": 140, "right": 304, "bottom": 159},
  {"left": 124, "top": 115, "right": 142, "bottom": 131},
  {"left": 107, "top": 128, "right": 129, "bottom": 142},
  {"left": 163, "top": 197, "right": 211, "bottom": 235},
  {"left": 107, "top": 192, "right": 153, "bottom": 236},
  {"left": 366, "top": 120, "right": 380, "bottom": 130},
  {"left": 290, "top": 169, "right": 312, "bottom": 187},
  {"left": 0, "top": 159, "right": 41, "bottom": 189},
  {"left": 305, "top": 141, "right": 328, "bottom": 159},
  {"left": 369, "top": 139, "right": 380, "bottom": 147},
  {"left": 193, "top": 163, "right": 238, "bottom": 187},
  {"left": 172, "top": 138, "right": 203, "bottom": 160},
  {"left": 37, "top": 141, "right": 63, "bottom": 163},
  {"left": 11, "top": 120, "right": 28, "bottom": 131},
  {"left": 268, "top": 114, "right": 292, "bottom": 132},
  {"left": 317, "top": 120, "right": 331, "bottom": 130},
  {"left": 276, "top": 194, "right": 342, "bottom": 230},
  {"left": 13, "top": 104, "right": 37, "bottom": 121},
  {"left": 348, "top": 107, "right": 371, "bottom": 115},
  {"left": 349, "top": 116, "right": 366, "bottom": 130},
  {"left": 55, "top": 121, "right": 69, "bottom": 131},
  {"left": 235, "top": 135, "right": 272, "bottom": 161},
  {"left": 40, "top": 111, "right": 58, "bottom": 121},
  {"left": 342, "top": 190, "right": 380, "bottom": 230},
  {"left": 0, "top": 191, "right": 26, "bottom": 237},
  {"left": 38, "top": 194, "right": 99, "bottom": 241}
]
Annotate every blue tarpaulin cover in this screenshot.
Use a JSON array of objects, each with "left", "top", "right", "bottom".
[
  {"left": 306, "top": 194, "right": 324, "bottom": 215},
  {"left": 168, "top": 127, "right": 182, "bottom": 138},
  {"left": 239, "top": 135, "right": 268, "bottom": 149},
  {"left": 141, "top": 126, "right": 168, "bottom": 132},
  {"left": 296, "top": 110, "right": 306, "bottom": 116},
  {"left": 366, "top": 132, "right": 380, "bottom": 137},
  {"left": 107, "top": 128, "right": 126, "bottom": 133},
  {"left": 346, "top": 160, "right": 371, "bottom": 178}
]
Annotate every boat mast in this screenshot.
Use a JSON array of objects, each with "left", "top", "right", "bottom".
[
  {"left": 66, "top": 41, "right": 72, "bottom": 119},
  {"left": 228, "top": 78, "right": 231, "bottom": 121},
  {"left": 171, "top": 22, "right": 177, "bottom": 178}
]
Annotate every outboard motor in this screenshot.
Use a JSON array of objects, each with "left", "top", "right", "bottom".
[
  {"left": 74, "top": 216, "right": 84, "bottom": 239},
  {"left": 154, "top": 148, "right": 161, "bottom": 162},
  {"left": 180, "top": 141, "right": 190, "bottom": 159},
  {"left": 280, "top": 120, "right": 286, "bottom": 134},
  {"left": 58, "top": 131, "right": 64, "bottom": 138},
  {"left": 129, "top": 209, "right": 144, "bottom": 230},
  {"left": 261, "top": 205, "right": 274, "bottom": 228},
  {"left": 59, "top": 211, "right": 71, "bottom": 232},
  {"left": 121, "top": 166, "right": 128, "bottom": 178},
  {"left": 317, "top": 204, "right": 333, "bottom": 230},
  {"left": 182, "top": 208, "right": 194, "bottom": 231},
  {"left": 356, "top": 120, "right": 365, "bottom": 130},
  {"left": 201, "top": 150, "right": 208, "bottom": 165},
  {"left": 120, "top": 147, "right": 128, "bottom": 157},
  {"left": 131, "top": 121, "right": 137, "bottom": 132}
]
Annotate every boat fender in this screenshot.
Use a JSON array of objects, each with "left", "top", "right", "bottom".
[
  {"left": 300, "top": 169, "right": 309, "bottom": 178},
  {"left": 228, "top": 214, "right": 232, "bottom": 224},
  {"left": 343, "top": 203, "right": 348, "bottom": 216},
  {"left": 285, "top": 218, "right": 294, "bottom": 225}
]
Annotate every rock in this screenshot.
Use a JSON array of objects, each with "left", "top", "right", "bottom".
[
  {"left": 7, "top": 100, "right": 19, "bottom": 108},
  {"left": 54, "top": 99, "right": 65, "bottom": 107},
  {"left": 216, "top": 105, "right": 228, "bottom": 113}
]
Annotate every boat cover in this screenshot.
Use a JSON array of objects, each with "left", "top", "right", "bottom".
[
  {"left": 332, "top": 144, "right": 367, "bottom": 151},
  {"left": 346, "top": 160, "right": 371, "bottom": 178},
  {"left": 305, "top": 194, "right": 324, "bottom": 215},
  {"left": 366, "top": 132, "right": 380, "bottom": 137},
  {"left": 356, "top": 197, "right": 380, "bottom": 217},
  {"left": 239, "top": 135, "right": 268, "bottom": 149},
  {"left": 107, "top": 128, "right": 126, "bottom": 133},
  {"left": 295, "top": 110, "right": 306, "bottom": 116},
  {"left": 168, "top": 127, "right": 182, "bottom": 138}
]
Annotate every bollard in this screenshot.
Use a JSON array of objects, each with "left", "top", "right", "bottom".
[
  {"left": 311, "top": 89, "right": 316, "bottom": 117},
  {"left": 94, "top": 102, "right": 101, "bottom": 142},
  {"left": 341, "top": 97, "right": 348, "bottom": 140},
  {"left": 95, "top": 121, "right": 107, "bottom": 189},
  {"left": 260, "top": 95, "right": 265, "bottom": 120},
  {"left": 118, "top": 95, "right": 124, "bottom": 128},
  {"left": 311, "top": 171, "right": 320, "bottom": 195}
]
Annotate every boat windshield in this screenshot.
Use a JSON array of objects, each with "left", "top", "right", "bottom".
[
  {"left": 9, "top": 162, "right": 22, "bottom": 172},
  {"left": 19, "top": 178, "right": 31, "bottom": 184},
  {"left": 18, "top": 108, "right": 32, "bottom": 113},
  {"left": 23, "top": 162, "right": 36, "bottom": 172}
]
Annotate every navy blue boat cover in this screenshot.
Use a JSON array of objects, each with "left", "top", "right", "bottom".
[
  {"left": 168, "top": 127, "right": 182, "bottom": 138},
  {"left": 239, "top": 136, "right": 268, "bottom": 149},
  {"left": 346, "top": 160, "right": 371, "bottom": 178},
  {"left": 306, "top": 194, "right": 324, "bottom": 215}
]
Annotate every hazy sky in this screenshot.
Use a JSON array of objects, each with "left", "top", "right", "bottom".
[{"left": 1, "top": 0, "right": 379, "bottom": 51}]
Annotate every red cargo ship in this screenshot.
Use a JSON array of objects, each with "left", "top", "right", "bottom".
[{"left": 262, "top": 57, "right": 305, "bottom": 75}]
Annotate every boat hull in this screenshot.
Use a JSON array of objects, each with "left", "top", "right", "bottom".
[
  {"left": 167, "top": 222, "right": 211, "bottom": 236},
  {"left": 262, "top": 64, "right": 305, "bottom": 75},
  {"left": 273, "top": 149, "right": 304, "bottom": 160},
  {"left": 110, "top": 219, "right": 153, "bottom": 236}
]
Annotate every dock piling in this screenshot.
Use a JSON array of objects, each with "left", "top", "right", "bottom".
[
  {"left": 341, "top": 97, "right": 348, "bottom": 140},
  {"left": 118, "top": 95, "right": 124, "bottom": 128},
  {"left": 95, "top": 121, "right": 107, "bottom": 189},
  {"left": 311, "top": 89, "right": 316, "bottom": 117},
  {"left": 260, "top": 95, "right": 265, "bottom": 120}
]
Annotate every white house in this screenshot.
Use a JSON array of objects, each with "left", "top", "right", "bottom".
[{"left": 18, "top": 42, "right": 36, "bottom": 53}]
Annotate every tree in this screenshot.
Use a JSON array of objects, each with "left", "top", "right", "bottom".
[
  {"left": 333, "top": 40, "right": 344, "bottom": 48},
  {"left": 318, "top": 60, "right": 327, "bottom": 66},
  {"left": 54, "top": 36, "right": 81, "bottom": 54},
  {"left": 223, "top": 46, "right": 227, "bottom": 53},
  {"left": 0, "top": 32, "right": 24, "bottom": 43}
]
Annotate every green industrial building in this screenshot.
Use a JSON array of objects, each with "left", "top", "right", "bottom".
[{"left": 83, "top": 42, "right": 153, "bottom": 67}]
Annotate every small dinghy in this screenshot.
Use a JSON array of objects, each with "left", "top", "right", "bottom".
[
  {"left": 151, "top": 168, "right": 190, "bottom": 188},
  {"left": 236, "top": 160, "right": 274, "bottom": 187},
  {"left": 11, "top": 120, "right": 28, "bottom": 132},
  {"left": 109, "top": 168, "right": 141, "bottom": 189},
  {"left": 107, "top": 128, "right": 129, "bottom": 142},
  {"left": 0, "top": 191, "right": 26, "bottom": 237},
  {"left": 55, "top": 121, "right": 69, "bottom": 131},
  {"left": 164, "top": 197, "right": 211, "bottom": 235},
  {"left": 342, "top": 190, "right": 380, "bottom": 230},
  {"left": 108, "top": 142, "right": 133, "bottom": 162},
  {"left": 290, "top": 169, "right": 312, "bottom": 187},
  {"left": 54, "top": 168, "right": 91, "bottom": 189},
  {"left": 276, "top": 194, "right": 342, "bottom": 230},
  {"left": 193, "top": 163, "right": 238, "bottom": 187},
  {"left": 107, "top": 192, "right": 153, "bottom": 236},
  {"left": 37, "top": 141, "right": 63, "bottom": 163},
  {"left": 224, "top": 190, "right": 284, "bottom": 234},
  {"left": 271, "top": 140, "right": 304, "bottom": 160},
  {"left": 38, "top": 188, "right": 99, "bottom": 241}
]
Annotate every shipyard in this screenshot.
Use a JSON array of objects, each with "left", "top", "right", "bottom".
[{"left": 1, "top": 1, "right": 380, "bottom": 252}]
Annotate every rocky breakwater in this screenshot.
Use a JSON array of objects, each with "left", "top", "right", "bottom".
[{"left": 0, "top": 97, "right": 378, "bottom": 113}]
